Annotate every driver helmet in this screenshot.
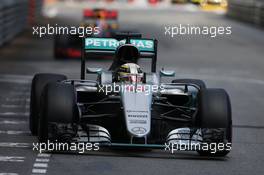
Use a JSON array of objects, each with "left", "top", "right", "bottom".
[{"left": 118, "top": 63, "right": 144, "bottom": 83}]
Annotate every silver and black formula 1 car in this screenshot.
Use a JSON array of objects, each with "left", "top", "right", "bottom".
[{"left": 30, "top": 33, "right": 232, "bottom": 156}]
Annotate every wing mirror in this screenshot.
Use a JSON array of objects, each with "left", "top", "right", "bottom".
[
  {"left": 160, "top": 69, "right": 175, "bottom": 77},
  {"left": 86, "top": 67, "right": 102, "bottom": 74}
]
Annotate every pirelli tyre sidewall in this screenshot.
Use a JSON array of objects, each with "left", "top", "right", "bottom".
[
  {"left": 30, "top": 74, "right": 67, "bottom": 136},
  {"left": 38, "top": 82, "right": 78, "bottom": 142},
  {"left": 197, "top": 88, "right": 232, "bottom": 156}
]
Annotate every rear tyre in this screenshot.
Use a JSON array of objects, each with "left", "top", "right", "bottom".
[
  {"left": 38, "top": 82, "right": 78, "bottom": 142},
  {"left": 197, "top": 88, "right": 232, "bottom": 157},
  {"left": 30, "top": 74, "right": 67, "bottom": 135}
]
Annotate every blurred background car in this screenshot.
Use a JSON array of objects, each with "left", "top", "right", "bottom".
[
  {"left": 191, "top": 0, "right": 227, "bottom": 6},
  {"left": 171, "top": 0, "right": 188, "bottom": 4},
  {"left": 54, "top": 8, "right": 119, "bottom": 59},
  {"left": 191, "top": 0, "right": 204, "bottom": 4},
  {"left": 200, "top": 0, "right": 227, "bottom": 11}
]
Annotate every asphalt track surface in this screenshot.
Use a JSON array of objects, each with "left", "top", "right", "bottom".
[{"left": 0, "top": 3, "right": 264, "bottom": 175}]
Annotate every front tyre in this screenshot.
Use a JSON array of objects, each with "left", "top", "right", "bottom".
[
  {"left": 38, "top": 82, "right": 78, "bottom": 142},
  {"left": 197, "top": 88, "right": 232, "bottom": 157},
  {"left": 30, "top": 74, "right": 67, "bottom": 135}
]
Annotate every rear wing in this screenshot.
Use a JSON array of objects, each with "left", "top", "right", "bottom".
[
  {"left": 81, "top": 37, "right": 158, "bottom": 79},
  {"left": 85, "top": 38, "right": 156, "bottom": 57}
]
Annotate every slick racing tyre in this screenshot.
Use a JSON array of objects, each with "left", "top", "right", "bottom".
[
  {"left": 197, "top": 88, "right": 232, "bottom": 157},
  {"left": 30, "top": 74, "right": 67, "bottom": 135},
  {"left": 171, "top": 79, "right": 206, "bottom": 90},
  {"left": 38, "top": 82, "right": 78, "bottom": 142}
]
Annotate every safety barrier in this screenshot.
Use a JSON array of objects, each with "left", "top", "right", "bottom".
[
  {"left": 227, "top": 0, "right": 264, "bottom": 27},
  {"left": 0, "top": 0, "right": 43, "bottom": 47}
]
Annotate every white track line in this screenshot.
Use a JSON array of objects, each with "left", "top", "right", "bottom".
[
  {"left": 5, "top": 98, "right": 30, "bottom": 102},
  {"left": 0, "top": 74, "right": 32, "bottom": 84},
  {"left": 35, "top": 158, "right": 50, "bottom": 163},
  {"left": 33, "top": 163, "right": 48, "bottom": 168},
  {"left": 0, "top": 173, "right": 19, "bottom": 175},
  {"left": 37, "top": 153, "right": 51, "bottom": 158},
  {"left": 0, "top": 120, "right": 27, "bottom": 125},
  {"left": 32, "top": 169, "right": 47, "bottom": 174},
  {"left": 1, "top": 104, "right": 29, "bottom": 109},
  {"left": 0, "top": 79, "right": 30, "bottom": 84},
  {"left": 31, "top": 154, "right": 51, "bottom": 174},
  {"left": 0, "top": 130, "right": 30, "bottom": 135},
  {"left": 0, "top": 112, "right": 29, "bottom": 117},
  {"left": 0, "top": 142, "right": 30, "bottom": 148},
  {"left": 9, "top": 92, "right": 30, "bottom": 96},
  {"left": 0, "top": 156, "right": 25, "bottom": 162},
  {"left": 0, "top": 74, "right": 32, "bottom": 79}
]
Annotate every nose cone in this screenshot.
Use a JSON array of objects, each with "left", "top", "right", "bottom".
[{"left": 121, "top": 87, "right": 152, "bottom": 137}]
